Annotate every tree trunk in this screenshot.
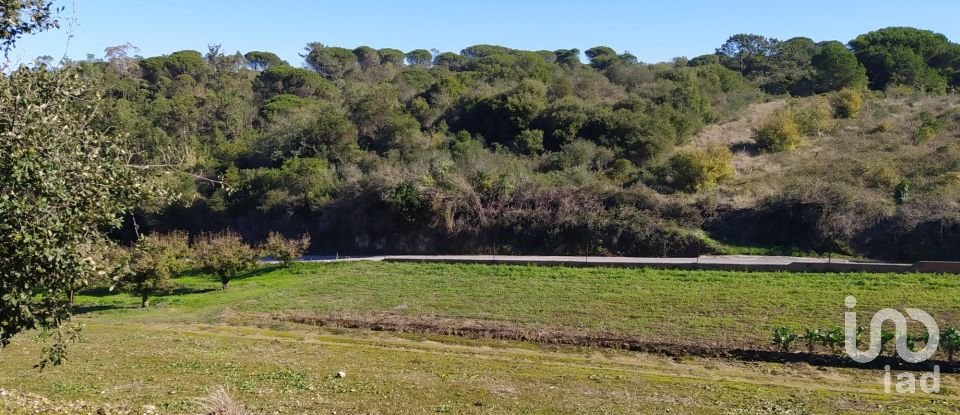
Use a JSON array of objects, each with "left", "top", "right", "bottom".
[{"left": 141, "top": 294, "right": 149, "bottom": 308}]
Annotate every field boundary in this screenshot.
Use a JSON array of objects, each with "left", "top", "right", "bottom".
[
  {"left": 270, "top": 312, "right": 960, "bottom": 372},
  {"left": 363, "top": 255, "right": 960, "bottom": 274},
  {"left": 293, "top": 254, "right": 960, "bottom": 274}
]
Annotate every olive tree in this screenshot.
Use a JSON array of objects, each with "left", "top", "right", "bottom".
[
  {"left": 261, "top": 232, "right": 310, "bottom": 268},
  {"left": 194, "top": 232, "right": 259, "bottom": 289},
  {"left": 0, "top": 0, "right": 60, "bottom": 56},
  {"left": 0, "top": 67, "right": 146, "bottom": 366},
  {"left": 115, "top": 233, "right": 191, "bottom": 308}
]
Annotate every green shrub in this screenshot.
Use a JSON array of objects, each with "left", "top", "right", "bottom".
[
  {"left": 607, "top": 158, "right": 636, "bottom": 184},
  {"left": 194, "top": 231, "right": 260, "bottom": 289},
  {"left": 914, "top": 125, "right": 938, "bottom": 143},
  {"left": 906, "top": 332, "right": 930, "bottom": 352},
  {"left": 869, "top": 122, "right": 890, "bottom": 134},
  {"left": 885, "top": 84, "right": 917, "bottom": 100},
  {"left": 831, "top": 88, "right": 863, "bottom": 119},
  {"left": 387, "top": 181, "right": 425, "bottom": 223},
  {"left": 894, "top": 179, "right": 910, "bottom": 204},
  {"left": 802, "top": 328, "right": 822, "bottom": 353},
  {"left": 819, "top": 326, "right": 844, "bottom": 352},
  {"left": 772, "top": 327, "right": 798, "bottom": 352},
  {"left": 516, "top": 129, "right": 544, "bottom": 155},
  {"left": 913, "top": 111, "right": 943, "bottom": 143},
  {"left": 261, "top": 232, "right": 311, "bottom": 267},
  {"left": 792, "top": 100, "right": 834, "bottom": 137},
  {"left": 667, "top": 145, "right": 734, "bottom": 192},
  {"left": 941, "top": 327, "right": 960, "bottom": 362},
  {"left": 754, "top": 112, "right": 802, "bottom": 152},
  {"left": 802, "top": 325, "right": 895, "bottom": 355},
  {"left": 863, "top": 165, "right": 901, "bottom": 189},
  {"left": 880, "top": 329, "right": 895, "bottom": 357}
]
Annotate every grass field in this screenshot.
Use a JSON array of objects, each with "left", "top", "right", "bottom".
[
  {"left": 3, "top": 262, "right": 960, "bottom": 414},
  {"left": 72, "top": 262, "right": 960, "bottom": 346}
]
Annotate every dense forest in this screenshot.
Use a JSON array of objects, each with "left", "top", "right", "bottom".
[{"left": 56, "top": 26, "right": 960, "bottom": 260}]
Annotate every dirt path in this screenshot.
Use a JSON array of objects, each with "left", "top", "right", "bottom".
[{"left": 689, "top": 100, "right": 787, "bottom": 148}]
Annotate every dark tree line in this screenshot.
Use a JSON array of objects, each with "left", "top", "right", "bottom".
[
  {"left": 47, "top": 26, "right": 960, "bottom": 261},
  {"left": 705, "top": 27, "right": 960, "bottom": 95}
]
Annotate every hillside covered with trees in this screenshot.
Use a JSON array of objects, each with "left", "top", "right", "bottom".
[{"left": 61, "top": 26, "right": 960, "bottom": 260}]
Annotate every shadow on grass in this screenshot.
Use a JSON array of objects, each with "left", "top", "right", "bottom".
[
  {"left": 167, "top": 287, "right": 217, "bottom": 296},
  {"left": 78, "top": 285, "right": 218, "bottom": 298},
  {"left": 230, "top": 265, "right": 284, "bottom": 282},
  {"left": 72, "top": 266, "right": 281, "bottom": 313},
  {"left": 72, "top": 304, "right": 128, "bottom": 315},
  {"left": 76, "top": 286, "right": 114, "bottom": 297}
]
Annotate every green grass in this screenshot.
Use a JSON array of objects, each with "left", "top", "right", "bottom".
[
  {"left": 702, "top": 235, "right": 854, "bottom": 258},
  {"left": 4, "top": 261, "right": 960, "bottom": 413},
  {"left": 5, "top": 323, "right": 956, "bottom": 414},
  {"left": 77, "top": 262, "right": 960, "bottom": 347}
]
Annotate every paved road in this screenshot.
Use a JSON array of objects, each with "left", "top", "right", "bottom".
[
  {"left": 291, "top": 254, "right": 960, "bottom": 273},
  {"left": 381, "top": 254, "right": 872, "bottom": 265},
  {"left": 300, "top": 254, "right": 886, "bottom": 264}
]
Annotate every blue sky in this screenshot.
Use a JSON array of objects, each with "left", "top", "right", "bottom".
[{"left": 10, "top": 0, "right": 960, "bottom": 66}]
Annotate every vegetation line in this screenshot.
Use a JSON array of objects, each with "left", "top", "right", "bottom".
[
  {"left": 270, "top": 312, "right": 960, "bottom": 372},
  {"left": 380, "top": 255, "right": 937, "bottom": 273}
]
